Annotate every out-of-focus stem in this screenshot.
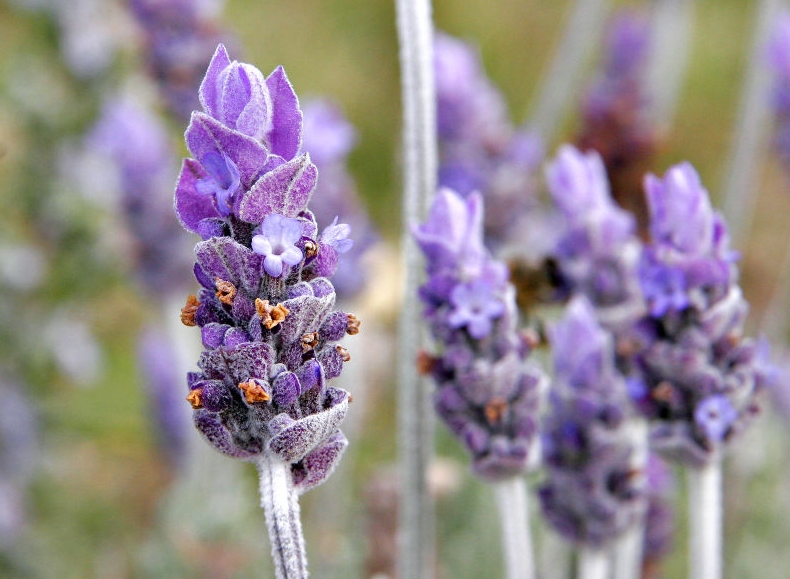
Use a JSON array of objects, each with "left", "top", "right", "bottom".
[
  {"left": 687, "top": 457, "right": 723, "bottom": 579},
  {"left": 644, "top": 0, "right": 696, "bottom": 130},
  {"left": 493, "top": 477, "right": 535, "bottom": 579},
  {"left": 721, "top": 0, "right": 781, "bottom": 246},
  {"left": 394, "top": 0, "right": 437, "bottom": 578},
  {"left": 258, "top": 452, "right": 309, "bottom": 579},
  {"left": 527, "top": 0, "right": 611, "bottom": 141},
  {"left": 578, "top": 546, "right": 610, "bottom": 579}
]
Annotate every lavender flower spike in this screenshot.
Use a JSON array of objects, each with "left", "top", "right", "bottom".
[
  {"left": 631, "top": 161, "right": 770, "bottom": 468},
  {"left": 414, "top": 187, "right": 543, "bottom": 478},
  {"left": 539, "top": 296, "right": 647, "bottom": 549},
  {"left": 174, "top": 44, "right": 359, "bottom": 579}
]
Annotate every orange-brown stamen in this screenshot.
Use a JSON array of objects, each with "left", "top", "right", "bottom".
[
  {"left": 186, "top": 388, "right": 204, "bottom": 409},
  {"left": 304, "top": 240, "right": 319, "bottom": 259},
  {"left": 180, "top": 294, "right": 200, "bottom": 326},
  {"left": 336, "top": 345, "right": 351, "bottom": 362},
  {"left": 416, "top": 350, "right": 438, "bottom": 375},
  {"left": 301, "top": 332, "right": 319, "bottom": 352},
  {"left": 346, "top": 313, "right": 361, "bottom": 335},
  {"left": 215, "top": 278, "right": 237, "bottom": 306},
  {"left": 239, "top": 379, "right": 271, "bottom": 404},
  {"left": 484, "top": 397, "right": 508, "bottom": 425},
  {"left": 256, "top": 298, "right": 290, "bottom": 329}
]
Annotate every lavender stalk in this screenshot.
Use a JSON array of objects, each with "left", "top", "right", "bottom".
[
  {"left": 528, "top": 0, "right": 611, "bottom": 140},
  {"left": 578, "top": 547, "right": 609, "bottom": 579},
  {"left": 493, "top": 477, "right": 534, "bottom": 579},
  {"left": 720, "top": 0, "right": 781, "bottom": 246},
  {"left": 172, "top": 44, "right": 358, "bottom": 578},
  {"left": 394, "top": 0, "right": 437, "bottom": 577},
  {"left": 687, "top": 455, "right": 722, "bottom": 579}
]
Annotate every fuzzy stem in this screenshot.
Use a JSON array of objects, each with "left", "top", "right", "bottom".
[
  {"left": 644, "top": 0, "right": 696, "bottom": 130},
  {"left": 578, "top": 546, "right": 610, "bottom": 579},
  {"left": 394, "top": 0, "right": 437, "bottom": 578},
  {"left": 258, "top": 453, "right": 309, "bottom": 579},
  {"left": 493, "top": 477, "right": 535, "bottom": 579},
  {"left": 527, "top": 0, "right": 611, "bottom": 140},
  {"left": 687, "top": 458, "right": 723, "bottom": 579},
  {"left": 721, "top": 0, "right": 781, "bottom": 245}
]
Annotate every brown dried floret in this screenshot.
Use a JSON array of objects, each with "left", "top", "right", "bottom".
[
  {"left": 304, "top": 240, "right": 319, "bottom": 259},
  {"left": 239, "top": 379, "right": 270, "bottom": 404},
  {"left": 484, "top": 397, "right": 508, "bottom": 425},
  {"left": 301, "top": 332, "right": 319, "bottom": 352},
  {"left": 255, "top": 298, "right": 290, "bottom": 329},
  {"left": 186, "top": 388, "right": 204, "bottom": 409},
  {"left": 180, "top": 294, "right": 200, "bottom": 326},
  {"left": 215, "top": 278, "right": 237, "bottom": 305},
  {"left": 336, "top": 345, "right": 351, "bottom": 362},
  {"left": 346, "top": 313, "right": 361, "bottom": 335}
]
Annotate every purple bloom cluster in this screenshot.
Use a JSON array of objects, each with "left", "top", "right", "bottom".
[
  {"left": 414, "top": 188, "right": 542, "bottom": 481},
  {"left": 301, "top": 100, "right": 377, "bottom": 298},
  {"left": 434, "top": 32, "right": 543, "bottom": 252},
  {"left": 174, "top": 44, "right": 357, "bottom": 491},
  {"left": 88, "top": 97, "right": 193, "bottom": 294},
  {"left": 130, "top": 0, "right": 231, "bottom": 122},
  {"left": 630, "top": 163, "right": 769, "bottom": 466},
  {"left": 768, "top": 10, "right": 790, "bottom": 174},
  {"left": 538, "top": 296, "right": 646, "bottom": 548},
  {"left": 576, "top": 10, "right": 656, "bottom": 236},
  {"left": 545, "top": 145, "right": 644, "bottom": 330}
]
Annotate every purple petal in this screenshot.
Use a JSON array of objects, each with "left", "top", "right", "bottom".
[
  {"left": 237, "top": 154, "right": 317, "bottom": 222},
  {"left": 199, "top": 44, "right": 233, "bottom": 118},
  {"left": 266, "top": 66, "right": 303, "bottom": 160},
  {"left": 174, "top": 159, "right": 221, "bottom": 233}
]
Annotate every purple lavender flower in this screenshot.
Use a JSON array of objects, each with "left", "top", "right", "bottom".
[
  {"left": 174, "top": 43, "right": 357, "bottom": 490},
  {"left": 538, "top": 296, "right": 646, "bottom": 548},
  {"left": 88, "top": 96, "right": 193, "bottom": 294},
  {"left": 576, "top": 9, "right": 657, "bottom": 237},
  {"left": 545, "top": 145, "right": 645, "bottom": 329},
  {"left": 300, "top": 100, "right": 377, "bottom": 298},
  {"left": 768, "top": 10, "right": 790, "bottom": 173},
  {"left": 434, "top": 32, "right": 543, "bottom": 252},
  {"left": 414, "top": 188, "right": 542, "bottom": 481},
  {"left": 630, "top": 162, "right": 769, "bottom": 467},
  {"left": 130, "top": 0, "right": 232, "bottom": 122}
]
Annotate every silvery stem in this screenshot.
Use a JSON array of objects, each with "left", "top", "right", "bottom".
[
  {"left": 493, "top": 477, "right": 535, "bottom": 579},
  {"left": 721, "top": 0, "right": 781, "bottom": 246},
  {"left": 578, "top": 546, "right": 610, "bottom": 579},
  {"left": 644, "top": 0, "right": 696, "bottom": 130},
  {"left": 258, "top": 452, "right": 309, "bottom": 579},
  {"left": 613, "top": 419, "right": 649, "bottom": 579},
  {"left": 527, "top": 0, "right": 611, "bottom": 140},
  {"left": 394, "top": 0, "right": 437, "bottom": 578},
  {"left": 687, "top": 457, "right": 723, "bottom": 579}
]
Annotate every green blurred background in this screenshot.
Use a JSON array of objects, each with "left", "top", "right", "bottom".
[{"left": 1, "top": 0, "right": 789, "bottom": 578}]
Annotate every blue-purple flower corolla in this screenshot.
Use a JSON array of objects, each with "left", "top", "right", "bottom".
[
  {"left": 538, "top": 296, "right": 646, "bottom": 548},
  {"left": 767, "top": 10, "right": 790, "bottom": 174},
  {"left": 434, "top": 32, "right": 544, "bottom": 253},
  {"left": 545, "top": 144, "right": 645, "bottom": 330},
  {"left": 630, "top": 162, "right": 770, "bottom": 467},
  {"left": 174, "top": 44, "right": 358, "bottom": 493},
  {"left": 414, "top": 188, "right": 543, "bottom": 481}
]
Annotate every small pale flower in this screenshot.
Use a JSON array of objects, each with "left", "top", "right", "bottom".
[
  {"left": 251, "top": 214, "right": 304, "bottom": 277},
  {"left": 447, "top": 278, "right": 505, "bottom": 339},
  {"left": 694, "top": 394, "right": 737, "bottom": 442}
]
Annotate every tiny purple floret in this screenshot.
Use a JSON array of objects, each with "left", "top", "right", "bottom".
[{"left": 251, "top": 214, "right": 304, "bottom": 277}]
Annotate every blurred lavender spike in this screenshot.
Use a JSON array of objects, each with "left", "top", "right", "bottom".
[
  {"left": 301, "top": 100, "right": 378, "bottom": 299},
  {"left": 129, "top": 0, "right": 232, "bottom": 122},
  {"left": 88, "top": 95, "right": 194, "bottom": 296},
  {"left": 721, "top": 0, "right": 782, "bottom": 246},
  {"left": 644, "top": 0, "right": 696, "bottom": 130},
  {"left": 394, "top": 0, "right": 437, "bottom": 577},
  {"left": 415, "top": 188, "right": 542, "bottom": 579},
  {"left": 539, "top": 297, "right": 647, "bottom": 556},
  {"left": 527, "top": 0, "right": 612, "bottom": 141},
  {"left": 434, "top": 32, "right": 544, "bottom": 253}
]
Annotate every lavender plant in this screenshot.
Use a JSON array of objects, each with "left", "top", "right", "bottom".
[
  {"left": 538, "top": 296, "right": 646, "bottom": 576},
  {"left": 628, "top": 161, "right": 771, "bottom": 579},
  {"left": 173, "top": 44, "right": 358, "bottom": 578},
  {"left": 414, "top": 187, "right": 542, "bottom": 579}
]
